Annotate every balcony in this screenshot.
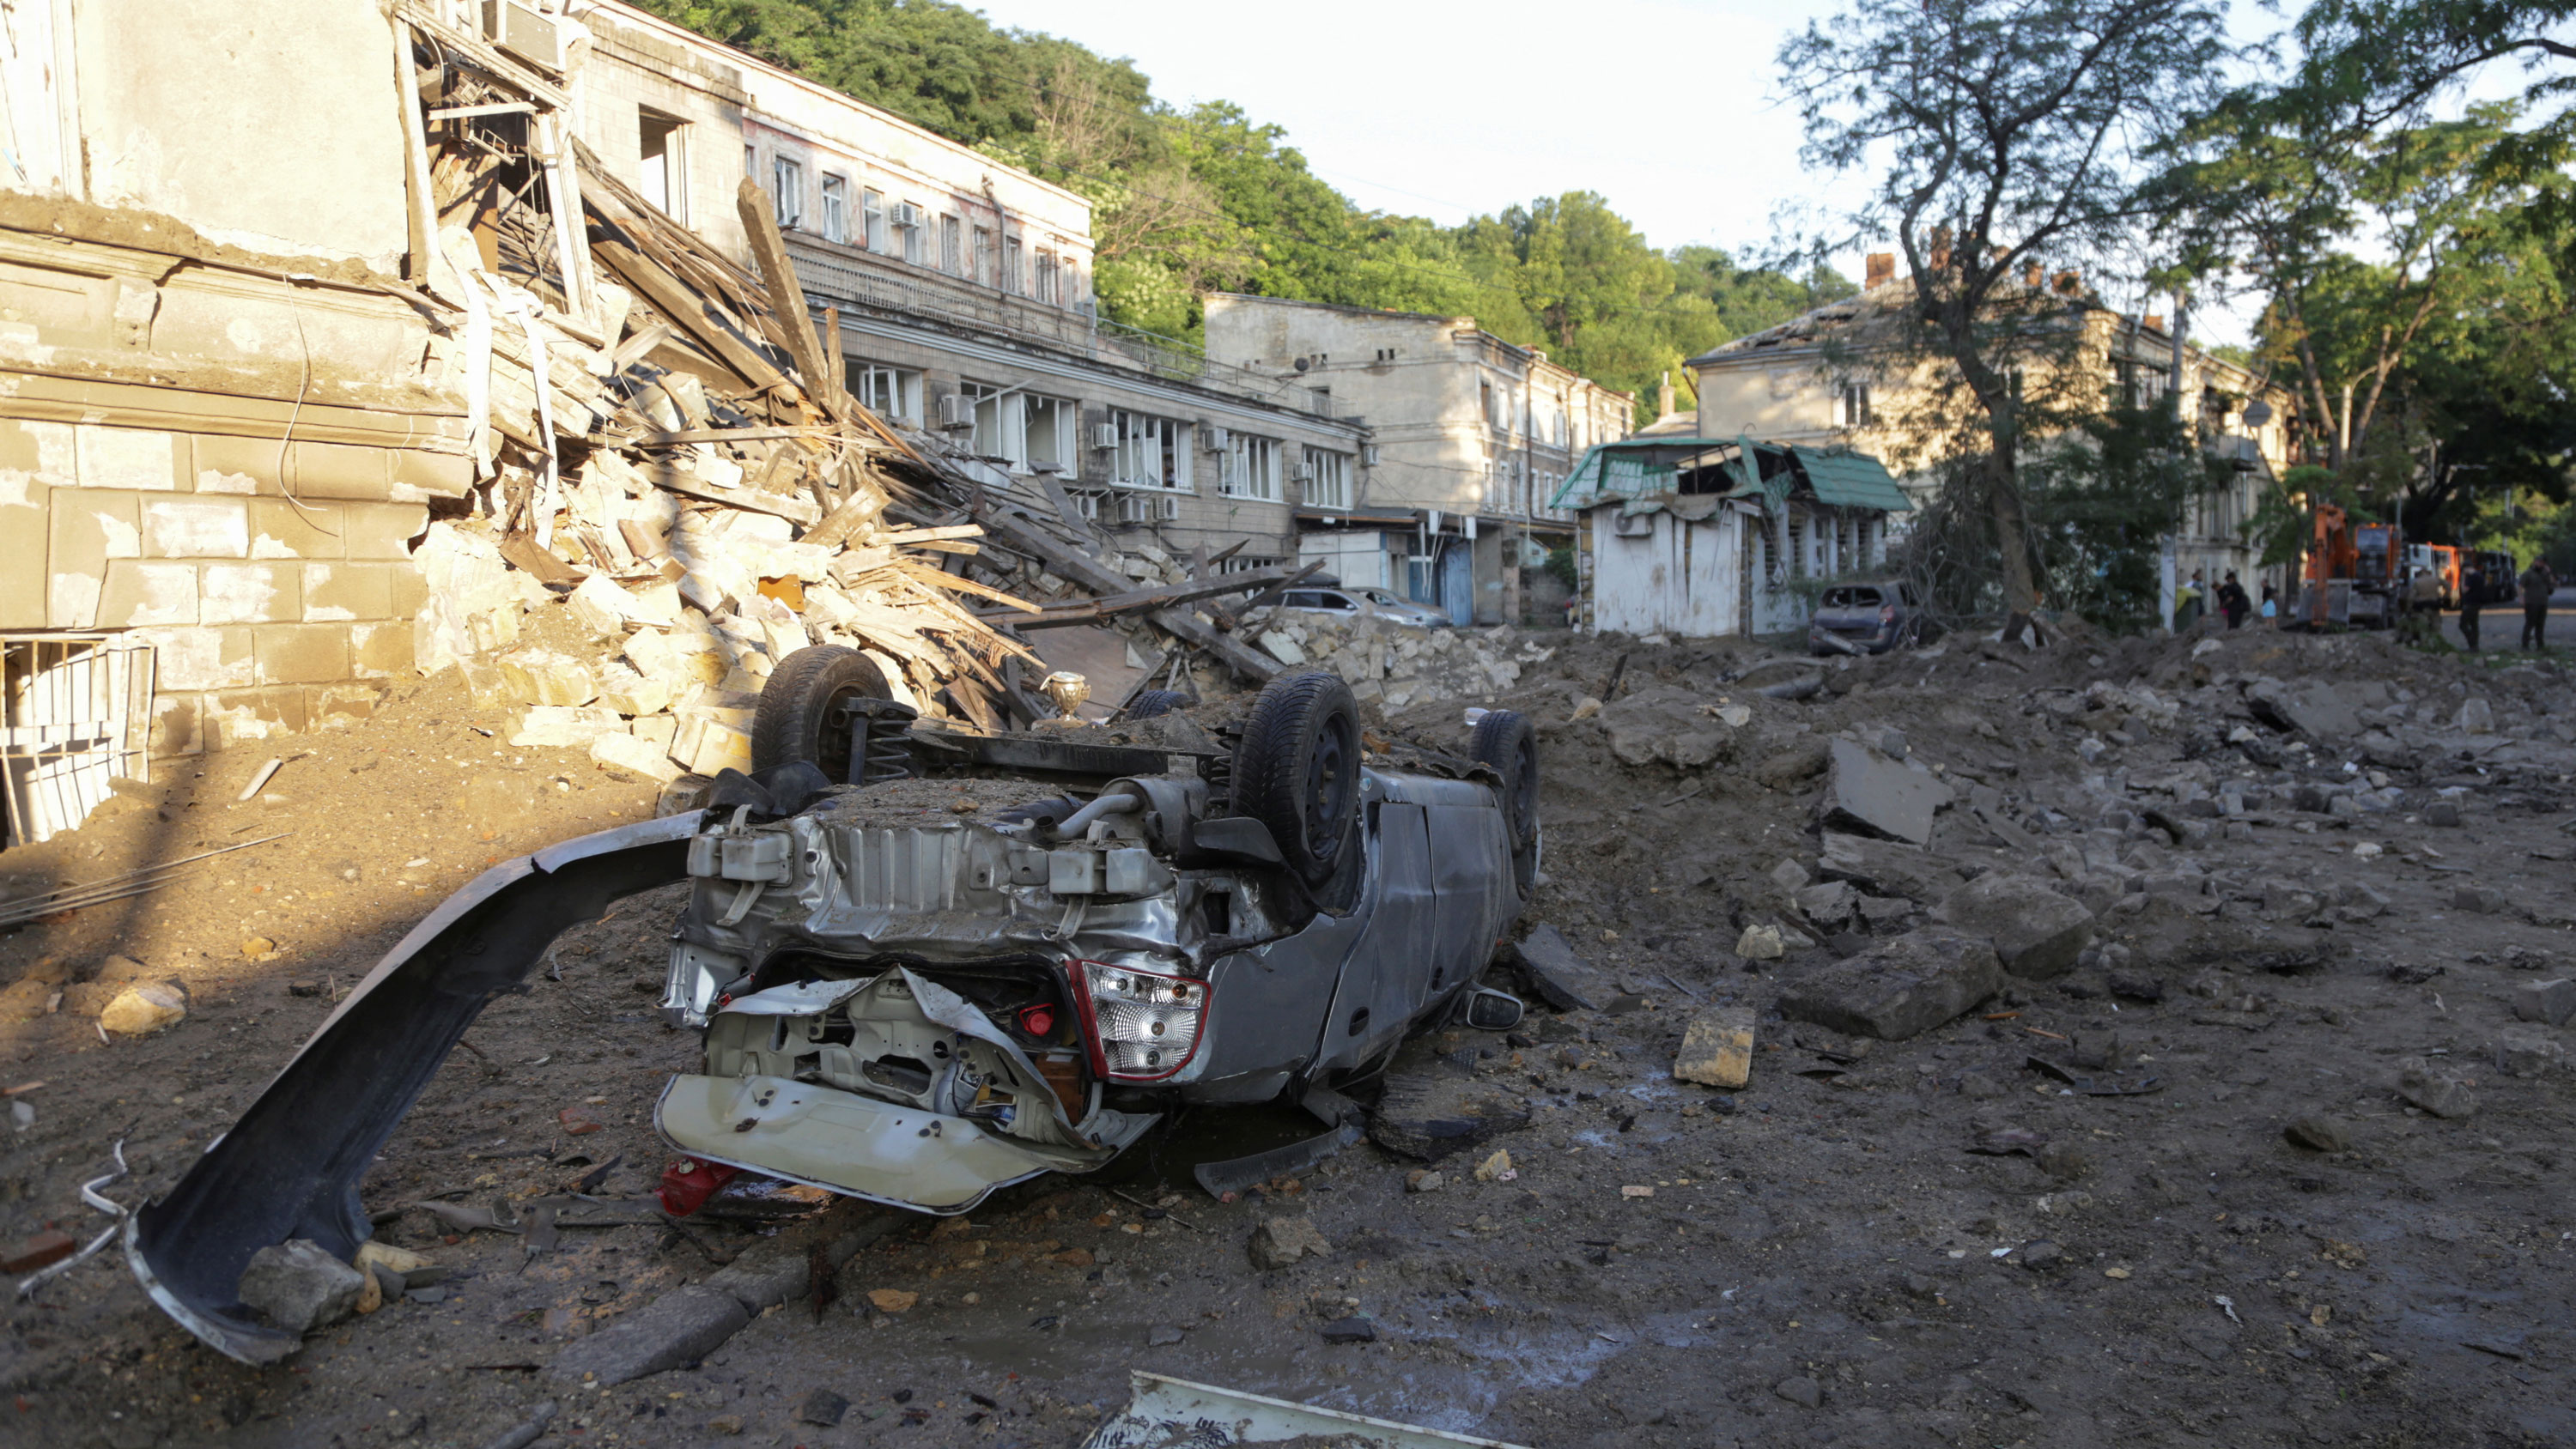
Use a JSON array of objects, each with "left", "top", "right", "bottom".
[{"left": 787, "top": 242, "right": 1346, "bottom": 422}]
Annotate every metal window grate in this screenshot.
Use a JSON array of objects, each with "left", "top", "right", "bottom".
[{"left": 1, "top": 634, "right": 155, "bottom": 847}]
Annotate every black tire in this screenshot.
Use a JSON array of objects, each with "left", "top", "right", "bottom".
[
  {"left": 751, "top": 646, "right": 890, "bottom": 784},
  {"left": 1232, "top": 671, "right": 1363, "bottom": 884},
  {"left": 1126, "top": 689, "right": 1190, "bottom": 720},
  {"left": 1469, "top": 708, "right": 1540, "bottom": 897}
]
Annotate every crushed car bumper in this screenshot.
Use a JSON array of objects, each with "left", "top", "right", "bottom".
[{"left": 659, "top": 1075, "right": 1061, "bottom": 1215}]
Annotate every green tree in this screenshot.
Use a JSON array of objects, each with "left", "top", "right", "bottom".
[{"left": 1778, "top": 0, "right": 2233, "bottom": 639}]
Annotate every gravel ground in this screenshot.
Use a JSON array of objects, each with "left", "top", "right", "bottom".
[{"left": 1, "top": 625, "right": 2572, "bottom": 1448}]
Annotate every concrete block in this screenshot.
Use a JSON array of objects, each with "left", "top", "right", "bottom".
[
  {"left": 237, "top": 1240, "right": 364, "bottom": 1336},
  {"left": 624, "top": 628, "right": 729, "bottom": 687},
  {"left": 0, "top": 418, "right": 77, "bottom": 483},
  {"left": 317, "top": 683, "right": 385, "bottom": 724},
  {"left": 191, "top": 433, "right": 281, "bottom": 495},
  {"left": 511, "top": 706, "right": 623, "bottom": 748},
  {"left": 1777, "top": 927, "right": 2003, "bottom": 1042},
  {"left": 94, "top": 560, "right": 199, "bottom": 627},
  {"left": 200, "top": 563, "right": 301, "bottom": 624},
  {"left": 349, "top": 620, "right": 415, "bottom": 679},
  {"left": 340, "top": 501, "right": 428, "bottom": 560},
  {"left": 149, "top": 692, "right": 204, "bottom": 756},
  {"left": 497, "top": 647, "right": 599, "bottom": 706},
  {"left": 0, "top": 468, "right": 50, "bottom": 627},
  {"left": 597, "top": 663, "right": 677, "bottom": 718},
  {"left": 281, "top": 440, "right": 391, "bottom": 502},
  {"left": 629, "top": 713, "right": 677, "bottom": 751},
  {"left": 254, "top": 622, "right": 351, "bottom": 685},
  {"left": 671, "top": 716, "right": 751, "bottom": 776},
  {"left": 75, "top": 425, "right": 181, "bottom": 491},
  {"left": 389, "top": 446, "right": 471, "bottom": 500},
  {"left": 1932, "top": 872, "right": 2096, "bottom": 979},
  {"left": 2494, "top": 1027, "right": 2562, "bottom": 1079},
  {"left": 141, "top": 495, "right": 249, "bottom": 558},
  {"left": 592, "top": 731, "right": 684, "bottom": 783},
  {"left": 568, "top": 573, "right": 639, "bottom": 637},
  {"left": 1673, "top": 1005, "right": 1756, "bottom": 1088},
  {"left": 301, "top": 561, "right": 396, "bottom": 621},
  {"left": 47, "top": 488, "right": 143, "bottom": 627},
  {"left": 388, "top": 560, "right": 429, "bottom": 618},
  {"left": 1819, "top": 738, "right": 1954, "bottom": 846},
  {"left": 206, "top": 685, "right": 313, "bottom": 744},
  {"left": 2397, "top": 1058, "right": 2476, "bottom": 1119},
  {"left": 2514, "top": 979, "right": 2575, "bottom": 1028},
  {"left": 1795, "top": 880, "right": 1858, "bottom": 927},
  {"left": 1814, "top": 831, "right": 1958, "bottom": 901},
  {"left": 245, "top": 496, "right": 347, "bottom": 559},
  {"left": 139, "top": 624, "right": 256, "bottom": 691},
  {"left": 544, "top": 1285, "right": 747, "bottom": 1385}
]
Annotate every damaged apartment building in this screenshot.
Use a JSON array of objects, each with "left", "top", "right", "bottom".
[
  {"left": 1204, "top": 295, "right": 1635, "bottom": 626},
  {"left": 0, "top": 0, "right": 1361, "bottom": 846}
]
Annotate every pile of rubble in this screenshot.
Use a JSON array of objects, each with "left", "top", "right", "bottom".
[
  {"left": 376, "top": 30, "right": 1303, "bottom": 786},
  {"left": 1260, "top": 615, "right": 1553, "bottom": 711}
]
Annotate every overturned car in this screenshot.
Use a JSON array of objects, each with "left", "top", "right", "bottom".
[{"left": 128, "top": 656, "right": 1542, "bottom": 1362}]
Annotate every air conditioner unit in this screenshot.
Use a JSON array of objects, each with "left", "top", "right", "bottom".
[
  {"left": 483, "top": 0, "right": 565, "bottom": 73},
  {"left": 936, "top": 394, "right": 976, "bottom": 431},
  {"left": 1157, "top": 495, "right": 1182, "bottom": 522},
  {"left": 1115, "top": 493, "right": 1154, "bottom": 524},
  {"left": 1289, "top": 464, "right": 1315, "bottom": 483},
  {"left": 1072, "top": 492, "right": 1101, "bottom": 520},
  {"left": 894, "top": 202, "right": 922, "bottom": 228},
  {"left": 1091, "top": 423, "right": 1119, "bottom": 450},
  {"left": 1361, "top": 446, "right": 1381, "bottom": 466},
  {"left": 1612, "top": 512, "right": 1656, "bottom": 538},
  {"left": 1203, "top": 427, "right": 1230, "bottom": 452}
]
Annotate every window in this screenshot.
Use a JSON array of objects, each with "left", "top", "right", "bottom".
[
  {"left": 638, "top": 108, "right": 686, "bottom": 222},
  {"left": 1036, "top": 251, "right": 1060, "bottom": 306},
  {"left": 1023, "top": 394, "right": 1075, "bottom": 474},
  {"left": 1838, "top": 382, "right": 1874, "bottom": 427},
  {"left": 1223, "top": 435, "right": 1280, "bottom": 501},
  {"left": 860, "top": 188, "right": 886, "bottom": 252},
  {"left": 972, "top": 227, "right": 994, "bottom": 286},
  {"left": 896, "top": 203, "right": 923, "bottom": 264},
  {"left": 940, "top": 215, "right": 962, "bottom": 274},
  {"left": 771, "top": 155, "right": 803, "bottom": 229},
  {"left": 819, "top": 174, "right": 848, "bottom": 244},
  {"left": 1303, "top": 447, "right": 1352, "bottom": 510},
  {"left": 848, "top": 362, "right": 921, "bottom": 425},
  {"left": 1003, "top": 235, "right": 1024, "bottom": 294},
  {"left": 1110, "top": 411, "right": 1189, "bottom": 491},
  {"left": 1480, "top": 379, "right": 1498, "bottom": 427},
  {"left": 961, "top": 381, "right": 1021, "bottom": 463}
]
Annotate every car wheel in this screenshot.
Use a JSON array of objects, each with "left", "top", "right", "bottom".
[
  {"left": 1470, "top": 708, "right": 1540, "bottom": 896},
  {"left": 1233, "top": 670, "right": 1362, "bottom": 884},
  {"left": 751, "top": 646, "right": 891, "bottom": 784},
  {"left": 1126, "top": 689, "right": 1190, "bottom": 720}
]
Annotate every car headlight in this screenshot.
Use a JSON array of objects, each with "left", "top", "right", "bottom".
[{"left": 1070, "top": 961, "right": 1208, "bottom": 1082}]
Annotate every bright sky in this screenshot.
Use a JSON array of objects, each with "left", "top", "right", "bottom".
[{"left": 961, "top": 1, "right": 2523, "bottom": 349}]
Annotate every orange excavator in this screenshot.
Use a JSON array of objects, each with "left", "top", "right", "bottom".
[{"left": 2303, "top": 504, "right": 2355, "bottom": 627}]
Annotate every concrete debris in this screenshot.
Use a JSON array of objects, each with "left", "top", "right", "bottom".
[
  {"left": 2284, "top": 1114, "right": 2352, "bottom": 1153},
  {"left": 1773, "top": 1376, "right": 1824, "bottom": 1409},
  {"left": 1819, "top": 737, "right": 1954, "bottom": 845},
  {"left": 2512, "top": 979, "right": 2576, "bottom": 1027},
  {"left": 1369, "top": 1053, "right": 1534, "bottom": 1161},
  {"left": 2457, "top": 697, "right": 2495, "bottom": 735},
  {"left": 1794, "top": 880, "right": 1858, "bottom": 927},
  {"left": 1815, "top": 831, "right": 1958, "bottom": 901},
  {"left": 1931, "top": 873, "right": 2095, "bottom": 979},
  {"left": 237, "top": 1240, "right": 367, "bottom": 1337},
  {"left": 1502, "top": 925, "right": 1603, "bottom": 1011},
  {"left": 1672, "top": 1005, "right": 1756, "bottom": 1088},
  {"left": 2397, "top": 1059, "right": 2476, "bottom": 1119},
  {"left": 1598, "top": 686, "right": 1737, "bottom": 768},
  {"left": 2494, "top": 1028, "right": 2564, "bottom": 1078},
  {"left": 2243, "top": 678, "right": 2360, "bottom": 738},
  {"left": 1768, "top": 858, "right": 1813, "bottom": 895},
  {"left": 96, "top": 979, "right": 188, "bottom": 1036},
  {"left": 1262, "top": 615, "right": 1547, "bottom": 711},
  {"left": 1735, "top": 924, "right": 1786, "bottom": 961},
  {"left": 1777, "top": 927, "right": 2003, "bottom": 1041},
  {"left": 1247, "top": 1216, "right": 1332, "bottom": 1270},
  {"left": 546, "top": 1286, "right": 749, "bottom": 1385}
]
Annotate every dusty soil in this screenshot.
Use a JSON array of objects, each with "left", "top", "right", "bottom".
[{"left": 2, "top": 622, "right": 2573, "bottom": 1448}]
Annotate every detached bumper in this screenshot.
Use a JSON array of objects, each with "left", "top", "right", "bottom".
[{"left": 657, "top": 1075, "right": 1064, "bottom": 1216}]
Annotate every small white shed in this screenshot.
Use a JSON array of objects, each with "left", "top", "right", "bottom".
[{"left": 1555, "top": 436, "right": 1912, "bottom": 640}]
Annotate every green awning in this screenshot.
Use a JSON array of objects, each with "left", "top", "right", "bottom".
[{"left": 1792, "top": 447, "right": 1911, "bottom": 511}]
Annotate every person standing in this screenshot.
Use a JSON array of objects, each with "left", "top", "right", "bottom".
[
  {"left": 2524, "top": 560, "right": 2559, "bottom": 651},
  {"left": 2174, "top": 570, "right": 2204, "bottom": 633},
  {"left": 2459, "top": 557, "right": 2486, "bottom": 652},
  {"left": 2218, "top": 571, "right": 2251, "bottom": 630},
  {"left": 2260, "top": 582, "right": 2279, "bottom": 624}
]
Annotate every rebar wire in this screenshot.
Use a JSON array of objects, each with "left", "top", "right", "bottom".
[{"left": 17, "top": 1139, "right": 128, "bottom": 1298}]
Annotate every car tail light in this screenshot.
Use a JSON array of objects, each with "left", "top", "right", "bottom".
[
  {"left": 1879, "top": 603, "right": 1896, "bottom": 624},
  {"left": 1068, "top": 961, "right": 1207, "bottom": 1082}
]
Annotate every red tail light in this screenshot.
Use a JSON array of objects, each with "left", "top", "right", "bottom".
[
  {"left": 1067, "top": 961, "right": 1208, "bottom": 1082},
  {"left": 1879, "top": 604, "right": 1896, "bottom": 624}
]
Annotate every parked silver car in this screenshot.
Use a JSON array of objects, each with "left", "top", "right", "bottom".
[
  {"left": 1808, "top": 579, "right": 1936, "bottom": 655},
  {"left": 1280, "top": 584, "right": 1453, "bottom": 627},
  {"left": 129, "top": 658, "right": 1540, "bottom": 1364}
]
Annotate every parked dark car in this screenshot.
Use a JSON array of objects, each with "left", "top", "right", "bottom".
[
  {"left": 128, "top": 658, "right": 1541, "bottom": 1364},
  {"left": 2476, "top": 550, "right": 2520, "bottom": 606},
  {"left": 1808, "top": 579, "right": 1935, "bottom": 654}
]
